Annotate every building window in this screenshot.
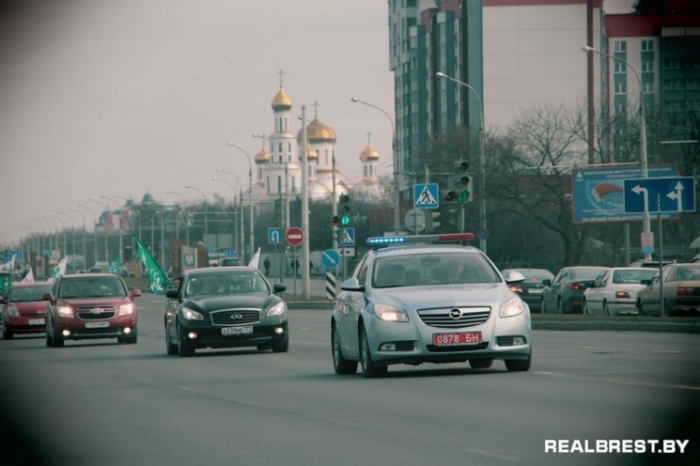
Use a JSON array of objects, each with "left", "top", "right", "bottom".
[
  {"left": 641, "top": 40, "right": 653, "bottom": 52},
  {"left": 614, "top": 82, "right": 627, "bottom": 95},
  {"left": 613, "top": 41, "right": 626, "bottom": 53},
  {"left": 642, "top": 61, "right": 654, "bottom": 73},
  {"left": 613, "top": 60, "right": 626, "bottom": 74}
]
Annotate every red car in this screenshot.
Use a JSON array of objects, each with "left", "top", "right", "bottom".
[
  {"left": 1, "top": 282, "right": 53, "bottom": 339},
  {"left": 44, "top": 273, "right": 142, "bottom": 347}
]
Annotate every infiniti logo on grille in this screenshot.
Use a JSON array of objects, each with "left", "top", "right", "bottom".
[
  {"left": 231, "top": 314, "right": 243, "bottom": 320},
  {"left": 449, "top": 308, "right": 462, "bottom": 319}
]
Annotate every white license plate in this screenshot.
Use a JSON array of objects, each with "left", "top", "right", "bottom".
[
  {"left": 29, "top": 318, "right": 45, "bottom": 325},
  {"left": 528, "top": 288, "right": 543, "bottom": 294},
  {"left": 85, "top": 321, "right": 109, "bottom": 328},
  {"left": 222, "top": 326, "right": 253, "bottom": 336}
]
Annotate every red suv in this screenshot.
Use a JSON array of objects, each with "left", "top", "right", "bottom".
[{"left": 44, "top": 273, "right": 141, "bottom": 347}]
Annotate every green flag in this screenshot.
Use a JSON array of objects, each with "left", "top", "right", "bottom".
[
  {"left": 109, "top": 252, "right": 122, "bottom": 274},
  {"left": 133, "top": 235, "right": 170, "bottom": 295}
]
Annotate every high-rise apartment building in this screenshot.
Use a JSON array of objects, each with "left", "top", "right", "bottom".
[{"left": 388, "top": 0, "right": 699, "bottom": 178}]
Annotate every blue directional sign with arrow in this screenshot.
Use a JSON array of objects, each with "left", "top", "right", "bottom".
[
  {"left": 268, "top": 227, "right": 282, "bottom": 244},
  {"left": 623, "top": 177, "right": 696, "bottom": 213},
  {"left": 321, "top": 249, "right": 340, "bottom": 269}
]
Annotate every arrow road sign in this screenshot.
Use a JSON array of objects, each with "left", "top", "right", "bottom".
[
  {"left": 321, "top": 249, "right": 340, "bottom": 268},
  {"left": 268, "top": 227, "right": 282, "bottom": 244},
  {"left": 624, "top": 177, "right": 696, "bottom": 213}
]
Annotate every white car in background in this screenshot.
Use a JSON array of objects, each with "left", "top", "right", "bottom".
[{"left": 583, "top": 267, "right": 658, "bottom": 316}]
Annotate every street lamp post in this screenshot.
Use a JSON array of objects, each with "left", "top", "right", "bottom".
[
  {"left": 226, "top": 142, "right": 255, "bottom": 263},
  {"left": 79, "top": 203, "right": 99, "bottom": 265},
  {"left": 167, "top": 190, "right": 189, "bottom": 246},
  {"left": 351, "top": 96, "right": 401, "bottom": 234},
  {"left": 213, "top": 175, "right": 244, "bottom": 262},
  {"left": 184, "top": 184, "right": 208, "bottom": 238},
  {"left": 435, "top": 71, "right": 488, "bottom": 254},
  {"left": 68, "top": 208, "right": 87, "bottom": 264},
  {"left": 583, "top": 45, "right": 651, "bottom": 261},
  {"left": 88, "top": 197, "right": 109, "bottom": 262},
  {"left": 57, "top": 211, "right": 75, "bottom": 257}
]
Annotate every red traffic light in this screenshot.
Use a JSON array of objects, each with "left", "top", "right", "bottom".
[
  {"left": 331, "top": 215, "right": 341, "bottom": 226},
  {"left": 443, "top": 190, "right": 458, "bottom": 203}
]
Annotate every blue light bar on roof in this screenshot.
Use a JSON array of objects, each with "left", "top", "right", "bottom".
[{"left": 367, "top": 233, "right": 475, "bottom": 247}]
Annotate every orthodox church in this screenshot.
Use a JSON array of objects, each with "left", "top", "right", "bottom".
[{"left": 249, "top": 77, "right": 384, "bottom": 204}]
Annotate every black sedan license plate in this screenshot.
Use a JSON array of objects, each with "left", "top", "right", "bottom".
[{"left": 222, "top": 326, "right": 253, "bottom": 336}]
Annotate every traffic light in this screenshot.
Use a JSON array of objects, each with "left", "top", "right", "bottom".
[
  {"left": 444, "top": 160, "right": 473, "bottom": 204},
  {"left": 339, "top": 194, "right": 351, "bottom": 225},
  {"left": 331, "top": 215, "right": 341, "bottom": 226},
  {"left": 428, "top": 211, "right": 441, "bottom": 232}
]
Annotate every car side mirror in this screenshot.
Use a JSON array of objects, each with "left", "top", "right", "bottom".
[
  {"left": 502, "top": 270, "right": 525, "bottom": 284},
  {"left": 165, "top": 289, "right": 179, "bottom": 299},
  {"left": 131, "top": 288, "right": 142, "bottom": 298},
  {"left": 42, "top": 292, "right": 54, "bottom": 304},
  {"left": 273, "top": 283, "right": 287, "bottom": 293},
  {"left": 340, "top": 278, "right": 364, "bottom": 292},
  {"left": 0, "top": 296, "right": 6, "bottom": 304},
  {"left": 542, "top": 279, "right": 552, "bottom": 287}
]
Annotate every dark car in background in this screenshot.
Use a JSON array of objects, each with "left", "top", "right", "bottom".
[
  {"left": 541, "top": 266, "right": 607, "bottom": 314},
  {"left": 636, "top": 263, "right": 700, "bottom": 317},
  {"left": 501, "top": 268, "right": 554, "bottom": 313},
  {"left": 44, "top": 273, "right": 141, "bottom": 347},
  {"left": 164, "top": 267, "right": 288, "bottom": 357},
  {"left": 1, "top": 281, "right": 52, "bottom": 339}
]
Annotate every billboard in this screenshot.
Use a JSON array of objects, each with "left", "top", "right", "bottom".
[{"left": 571, "top": 164, "right": 678, "bottom": 223}]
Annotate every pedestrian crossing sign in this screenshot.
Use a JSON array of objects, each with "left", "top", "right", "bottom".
[{"left": 414, "top": 183, "right": 439, "bottom": 209}]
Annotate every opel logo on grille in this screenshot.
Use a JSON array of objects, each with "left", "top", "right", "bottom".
[
  {"left": 91, "top": 307, "right": 102, "bottom": 314},
  {"left": 231, "top": 314, "right": 243, "bottom": 320},
  {"left": 449, "top": 308, "right": 462, "bottom": 319}
]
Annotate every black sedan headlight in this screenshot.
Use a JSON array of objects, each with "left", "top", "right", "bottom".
[
  {"left": 266, "top": 301, "right": 287, "bottom": 317},
  {"left": 181, "top": 307, "right": 204, "bottom": 321}
]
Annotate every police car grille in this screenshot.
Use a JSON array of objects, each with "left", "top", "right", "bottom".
[
  {"left": 417, "top": 308, "right": 490, "bottom": 328},
  {"left": 211, "top": 309, "right": 260, "bottom": 325},
  {"left": 77, "top": 305, "right": 117, "bottom": 320}
]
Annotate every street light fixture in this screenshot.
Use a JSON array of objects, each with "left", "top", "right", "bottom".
[
  {"left": 88, "top": 197, "right": 110, "bottom": 262},
  {"left": 167, "top": 190, "right": 189, "bottom": 245},
  {"left": 79, "top": 203, "right": 99, "bottom": 264},
  {"left": 213, "top": 175, "right": 244, "bottom": 260},
  {"left": 582, "top": 45, "right": 651, "bottom": 261},
  {"left": 435, "top": 71, "right": 487, "bottom": 254},
  {"left": 226, "top": 141, "right": 255, "bottom": 263},
  {"left": 350, "top": 96, "right": 401, "bottom": 234},
  {"left": 184, "top": 184, "right": 208, "bottom": 236}
]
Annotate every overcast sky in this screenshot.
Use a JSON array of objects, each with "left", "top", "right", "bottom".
[{"left": 0, "top": 0, "right": 394, "bottom": 245}]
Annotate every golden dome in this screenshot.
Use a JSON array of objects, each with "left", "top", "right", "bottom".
[
  {"left": 299, "top": 144, "right": 318, "bottom": 162},
  {"left": 271, "top": 86, "right": 292, "bottom": 111},
  {"left": 255, "top": 141, "right": 270, "bottom": 163},
  {"left": 297, "top": 116, "right": 336, "bottom": 143},
  {"left": 360, "top": 141, "right": 379, "bottom": 162}
]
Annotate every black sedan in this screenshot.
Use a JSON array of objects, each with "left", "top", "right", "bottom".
[
  {"left": 164, "top": 267, "right": 288, "bottom": 357},
  {"left": 501, "top": 268, "right": 554, "bottom": 313}
]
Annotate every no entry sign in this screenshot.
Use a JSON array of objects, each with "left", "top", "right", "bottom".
[{"left": 285, "top": 227, "right": 304, "bottom": 247}]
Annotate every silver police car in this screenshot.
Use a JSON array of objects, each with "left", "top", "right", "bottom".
[{"left": 331, "top": 234, "right": 531, "bottom": 377}]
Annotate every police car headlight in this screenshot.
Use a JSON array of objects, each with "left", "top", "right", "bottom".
[
  {"left": 374, "top": 304, "right": 408, "bottom": 322},
  {"left": 182, "top": 307, "right": 204, "bottom": 321},
  {"left": 266, "top": 301, "right": 287, "bottom": 317},
  {"left": 499, "top": 297, "right": 525, "bottom": 318}
]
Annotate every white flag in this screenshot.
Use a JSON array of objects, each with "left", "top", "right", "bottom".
[
  {"left": 22, "top": 268, "right": 35, "bottom": 283},
  {"left": 48, "top": 257, "right": 67, "bottom": 283},
  {"left": 248, "top": 247, "right": 261, "bottom": 269}
]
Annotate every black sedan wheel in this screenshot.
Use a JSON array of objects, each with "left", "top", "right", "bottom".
[
  {"left": 271, "top": 334, "right": 289, "bottom": 353},
  {"left": 165, "top": 328, "right": 177, "bottom": 355},
  {"left": 359, "top": 325, "right": 387, "bottom": 378},
  {"left": 177, "top": 323, "right": 194, "bottom": 357},
  {"left": 332, "top": 324, "right": 357, "bottom": 375}
]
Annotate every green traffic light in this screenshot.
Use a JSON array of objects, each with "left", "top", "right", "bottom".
[
  {"left": 341, "top": 215, "right": 351, "bottom": 225},
  {"left": 457, "top": 191, "right": 470, "bottom": 203}
]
